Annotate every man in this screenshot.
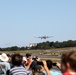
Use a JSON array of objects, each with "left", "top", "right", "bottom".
[
  {"left": 9, "top": 54, "right": 31, "bottom": 75},
  {"left": 42, "top": 60, "right": 62, "bottom": 75}
]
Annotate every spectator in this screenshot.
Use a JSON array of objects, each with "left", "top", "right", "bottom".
[
  {"left": 7, "top": 54, "right": 14, "bottom": 68},
  {"left": 0, "top": 53, "right": 10, "bottom": 75},
  {"left": 26, "top": 53, "right": 31, "bottom": 59},
  {"left": 26, "top": 53, "right": 32, "bottom": 66},
  {"left": 30, "top": 56, "right": 41, "bottom": 72},
  {"left": 42, "top": 60, "right": 62, "bottom": 75},
  {"left": 33, "top": 60, "right": 50, "bottom": 75},
  {"left": 8, "top": 54, "right": 31, "bottom": 75},
  {"left": 61, "top": 51, "right": 76, "bottom": 75},
  {"left": 22, "top": 56, "right": 27, "bottom": 67}
]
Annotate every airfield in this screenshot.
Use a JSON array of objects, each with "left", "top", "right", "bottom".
[
  {"left": 0, "top": 47, "right": 76, "bottom": 71},
  {"left": 1, "top": 47, "right": 76, "bottom": 62}
]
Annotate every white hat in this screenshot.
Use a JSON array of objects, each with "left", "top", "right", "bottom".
[
  {"left": 23, "top": 57, "right": 27, "bottom": 62},
  {"left": 0, "top": 53, "right": 9, "bottom": 62}
]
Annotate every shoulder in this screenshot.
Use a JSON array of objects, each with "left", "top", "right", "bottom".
[
  {"left": 5, "top": 62, "right": 10, "bottom": 66},
  {"left": 63, "top": 72, "right": 72, "bottom": 75},
  {"left": 0, "top": 62, "right": 10, "bottom": 68},
  {"left": 43, "top": 70, "right": 62, "bottom": 75},
  {"left": 10, "top": 66, "right": 24, "bottom": 71},
  {"left": 51, "top": 70, "right": 62, "bottom": 75},
  {"left": 10, "top": 66, "right": 31, "bottom": 74},
  {"left": 0, "top": 62, "right": 10, "bottom": 66}
]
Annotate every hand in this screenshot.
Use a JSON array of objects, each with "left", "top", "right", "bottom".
[
  {"left": 37, "top": 57, "right": 41, "bottom": 61},
  {"left": 56, "top": 62, "right": 61, "bottom": 69}
]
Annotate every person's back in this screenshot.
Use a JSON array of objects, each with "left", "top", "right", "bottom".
[
  {"left": 0, "top": 61, "right": 10, "bottom": 75},
  {"left": 9, "top": 54, "right": 31, "bottom": 75},
  {"left": 10, "top": 65, "right": 30, "bottom": 75}
]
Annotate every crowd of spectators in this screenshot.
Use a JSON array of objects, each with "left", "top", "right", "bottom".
[{"left": 0, "top": 51, "right": 76, "bottom": 75}]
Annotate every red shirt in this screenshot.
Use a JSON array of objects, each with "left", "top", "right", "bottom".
[{"left": 63, "top": 72, "right": 76, "bottom": 75}]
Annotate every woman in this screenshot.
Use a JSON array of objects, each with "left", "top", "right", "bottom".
[{"left": 61, "top": 51, "right": 76, "bottom": 75}]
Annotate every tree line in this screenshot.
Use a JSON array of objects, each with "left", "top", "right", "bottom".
[
  {"left": 0, "top": 46, "right": 28, "bottom": 51},
  {"left": 0, "top": 40, "right": 76, "bottom": 51},
  {"left": 31, "top": 40, "right": 76, "bottom": 49}
]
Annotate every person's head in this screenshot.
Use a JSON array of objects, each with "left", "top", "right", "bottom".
[
  {"left": 33, "top": 71, "right": 45, "bottom": 75},
  {"left": 22, "top": 56, "right": 27, "bottom": 66},
  {"left": 67, "top": 51, "right": 76, "bottom": 72},
  {"left": 26, "top": 53, "right": 31, "bottom": 58},
  {"left": 61, "top": 51, "right": 76, "bottom": 73},
  {"left": 61, "top": 52, "right": 69, "bottom": 73},
  {"left": 12, "top": 54, "right": 22, "bottom": 66},
  {"left": 7, "top": 54, "right": 12, "bottom": 62},
  {"left": 46, "top": 60, "right": 52, "bottom": 70}
]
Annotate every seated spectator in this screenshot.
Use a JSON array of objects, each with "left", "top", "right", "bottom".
[
  {"left": 8, "top": 54, "right": 31, "bottom": 75},
  {"left": 61, "top": 51, "right": 76, "bottom": 75}
]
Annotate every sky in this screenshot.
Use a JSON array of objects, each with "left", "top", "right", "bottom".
[{"left": 0, "top": 0, "right": 76, "bottom": 48}]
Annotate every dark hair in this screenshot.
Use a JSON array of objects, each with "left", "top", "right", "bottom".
[
  {"left": 12, "top": 54, "right": 22, "bottom": 66},
  {"left": 61, "top": 51, "right": 76, "bottom": 73},
  {"left": 61, "top": 52, "right": 69, "bottom": 66},
  {"left": 7, "top": 54, "right": 11, "bottom": 57},
  {"left": 46, "top": 60, "right": 52, "bottom": 70},
  {"left": 33, "top": 71, "right": 45, "bottom": 75},
  {"left": 26, "top": 53, "right": 31, "bottom": 58}
]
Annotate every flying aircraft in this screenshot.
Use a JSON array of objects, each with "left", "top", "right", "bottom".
[{"left": 34, "top": 36, "right": 53, "bottom": 39}]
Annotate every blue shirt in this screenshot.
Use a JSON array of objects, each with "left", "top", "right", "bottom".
[
  {"left": 0, "top": 61, "right": 10, "bottom": 75},
  {"left": 43, "top": 69, "right": 62, "bottom": 75}
]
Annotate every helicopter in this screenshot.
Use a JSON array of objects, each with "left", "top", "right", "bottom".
[{"left": 34, "top": 36, "right": 53, "bottom": 39}]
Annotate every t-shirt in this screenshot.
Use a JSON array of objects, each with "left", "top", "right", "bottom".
[
  {"left": 63, "top": 72, "right": 76, "bottom": 75},
  {"left": 0, "top": 61, "right": 10, "bottom": 75},
  {"left": 9, "top": 65, "right": 31, "bottom": 75},
  {"left": 43, "top": 69, "right": 62, "bottom": 75}
]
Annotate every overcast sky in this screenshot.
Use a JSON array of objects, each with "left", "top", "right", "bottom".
[{"left": 0, "top": 0, "right": 76, "bottom": 48}]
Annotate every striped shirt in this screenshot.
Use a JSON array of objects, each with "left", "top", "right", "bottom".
[{"left": 9, "top": 66, "right": 31, "bottom": 75}]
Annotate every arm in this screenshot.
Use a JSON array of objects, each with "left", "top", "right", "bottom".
[
  {"left": 42, "top": 61, "right": 51, "bottom": 75},
  {"left": 56, "top": 62, "right": 61, "bottom": 70}
]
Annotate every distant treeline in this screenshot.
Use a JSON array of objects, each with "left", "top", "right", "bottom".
[
  {"left": 0, "top": 46, "right": 28, "bottom": 51},
  {"left": 0, "top": 40, "right": 76, "bottom": 51},
  {"left": 31, "top": 40, "right": 76, "bottom": 49}
]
